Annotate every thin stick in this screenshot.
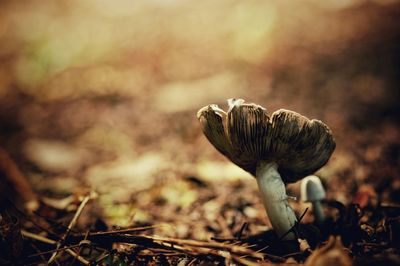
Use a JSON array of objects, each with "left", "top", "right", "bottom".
[
  {"left": 241, "top": 245, "right": 285, "bottom": 263},
  {"left": 231, "top": 254, "right": 264, "bottom": 266},
  {"left": 282, "top": 251, "right": 303, "bottom": 258},
  {"left": 69, "top": 231, "right": 90, "bottom": 266},
  {"left": 187, "top": 258, "right": 197, "bottom": 266},
  {"left": 48, "top": 194, "right": 92, "bottom": 264},
  {"left": 21, "top": 230, "right": 89, "bottom": 265},
  {"left": 16, "top": 209, "right": 61, "bottom": 239},
  {"left": 28, "top": 243, "right": 82, "bottom": 258},
  {"left": 28, "top": 242, "right": 48, "bottom": 265},
  {"left": 28, "top": 240, "right": 108, "bottom": 259},
  {"left": 22, "top": 230, "right": 55, "bottom": 244},
  {"left": 79, "top": 225, "right": 164, "bottom": 237},
  {"left": 141, "top": 235, "right": 265, "bottom": 259},
  {"left": 279, "top": 207, "right": 309, "bottom": 241},
  {"left": 237, "top": 222, "right": 249, "bottom": 240},
  {"left": 93, "top": 251, "right": 110, "bottom": 264}
]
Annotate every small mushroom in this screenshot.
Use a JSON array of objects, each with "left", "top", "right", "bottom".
[
  {"left": 197, "top": 99, "right": 335, "bottom": 240},
  {"left": 301, "top": 175, "right": 326, "bottom": 224}
]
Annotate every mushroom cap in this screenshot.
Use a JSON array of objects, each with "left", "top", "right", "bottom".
[
  {"left": 197, "top": 99, "right": 336, "bottom": 183},
  {"left": 301, "top": 175, "right": 326, "bottom": 202}
]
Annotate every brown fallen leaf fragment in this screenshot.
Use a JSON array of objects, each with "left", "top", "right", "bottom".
[{"left": 305, "top": 236, "right": 352, "bottom": 266}]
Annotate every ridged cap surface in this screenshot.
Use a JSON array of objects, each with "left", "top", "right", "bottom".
[{"left": 197, "top": 99, "right": 336, "bottom": 183}]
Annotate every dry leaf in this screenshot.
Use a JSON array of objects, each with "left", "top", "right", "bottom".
[{"left": 305, "top": 236, "right": 352, "bottom": 266}]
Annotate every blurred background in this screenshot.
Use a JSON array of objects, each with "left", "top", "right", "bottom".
[{"left": 0, "top": 0, "right": 399, "bottom": 238}]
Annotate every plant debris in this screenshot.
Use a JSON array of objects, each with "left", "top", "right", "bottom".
[
  {"left": 1, "top": 166, "right": 400, "bottom": 266},
  {"left": 1, "top": 1, "right": 400, "bottom": 265}
]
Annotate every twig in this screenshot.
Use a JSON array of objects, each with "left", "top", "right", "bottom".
[
  {"left": 12, "top": 206, "right": 63, "bottom": 241},
  {"left": 298, "top": 207, "right": 309, "bottom": 222},
  {"left": 47, "top": 193, "right": 93, "bottom": 264},
  {"left": 93, "top": 251, "right": 110, "bottom": 264},
  {"left": 141, "top": 235, "right": 265, "bottom": 259},
  {"left": 28, "top": 242, "right": 48, "bottom": 265},
  {"left": 146, "top": 252, "right": 187, "bottom": 256},
  {"left": 28, "top": 243, "right": 82, "bottom": 258},
  {"left": 22, "top": 230, "right": 56, "bottom": 245},
  {"left": 21, "top": 230, "right": 89, "bottom": 265},
  {"left": 31, "top": 241, "right": 107, "bottom": 259},
  {"left": 69, "top": 231, "right": 90, "bottom": 266},
  {"left": 77, "top": 225, "right": 164, "bottom": 237},
  {"left": 282, "top": 251, "right": 303, "bottom": 258},
  {"left": 237, "top": 222, "right": 249, "bottom": 239},
  {"left": 243, "top": 246, "right": 286, "bottom": 263},
  {"left": 231, "top": 254, "right": 264, "bottom": 266},
  {"left": 211, "top": 236, "right": 237, "bottom": 242},
  {"left": 186, "top": 258, "right": 197, "bottom": 266},
  {"left": 279, "top": 207, "right": 309, "bottom": 241}
]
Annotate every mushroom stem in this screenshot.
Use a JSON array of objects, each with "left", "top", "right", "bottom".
[
  {"left": 256, "top": 162, "right": 297, "bottom": 240},
  {"left": 312, "top": 201, "right": 325, "bottom": 225}
]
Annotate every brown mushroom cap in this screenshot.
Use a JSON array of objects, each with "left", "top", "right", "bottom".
[{"left": 197, "top": 99, "right": 336, "bottom": 183}]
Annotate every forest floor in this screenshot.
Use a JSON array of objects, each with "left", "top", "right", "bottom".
[
  {"left": 0, "top": 1, "right": 400, "bottom": 265},
  {"left": 1, "top": 97, "right": 399, "bottom": 265}
]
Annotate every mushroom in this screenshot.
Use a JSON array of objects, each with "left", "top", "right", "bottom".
[
  {"left": 301, "top": 175, "right": 326, "bottom": 224},
  {"left": 197, "top": 99, "right": 335, "bottom": 240}
]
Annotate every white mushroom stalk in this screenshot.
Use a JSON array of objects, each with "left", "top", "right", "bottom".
[
  {"left": 197, "top": 99, "right": 335, "bottom": 241},
  {"left": 301, "top": 175, "right": 327, "bottom": 225},
  {"left": 257, "top": 162, "right": 297, "bottom": 239}
]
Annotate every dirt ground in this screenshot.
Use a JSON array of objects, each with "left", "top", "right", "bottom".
[{"left": 0, "top": 0, "right": 399, "bottom": 265}]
